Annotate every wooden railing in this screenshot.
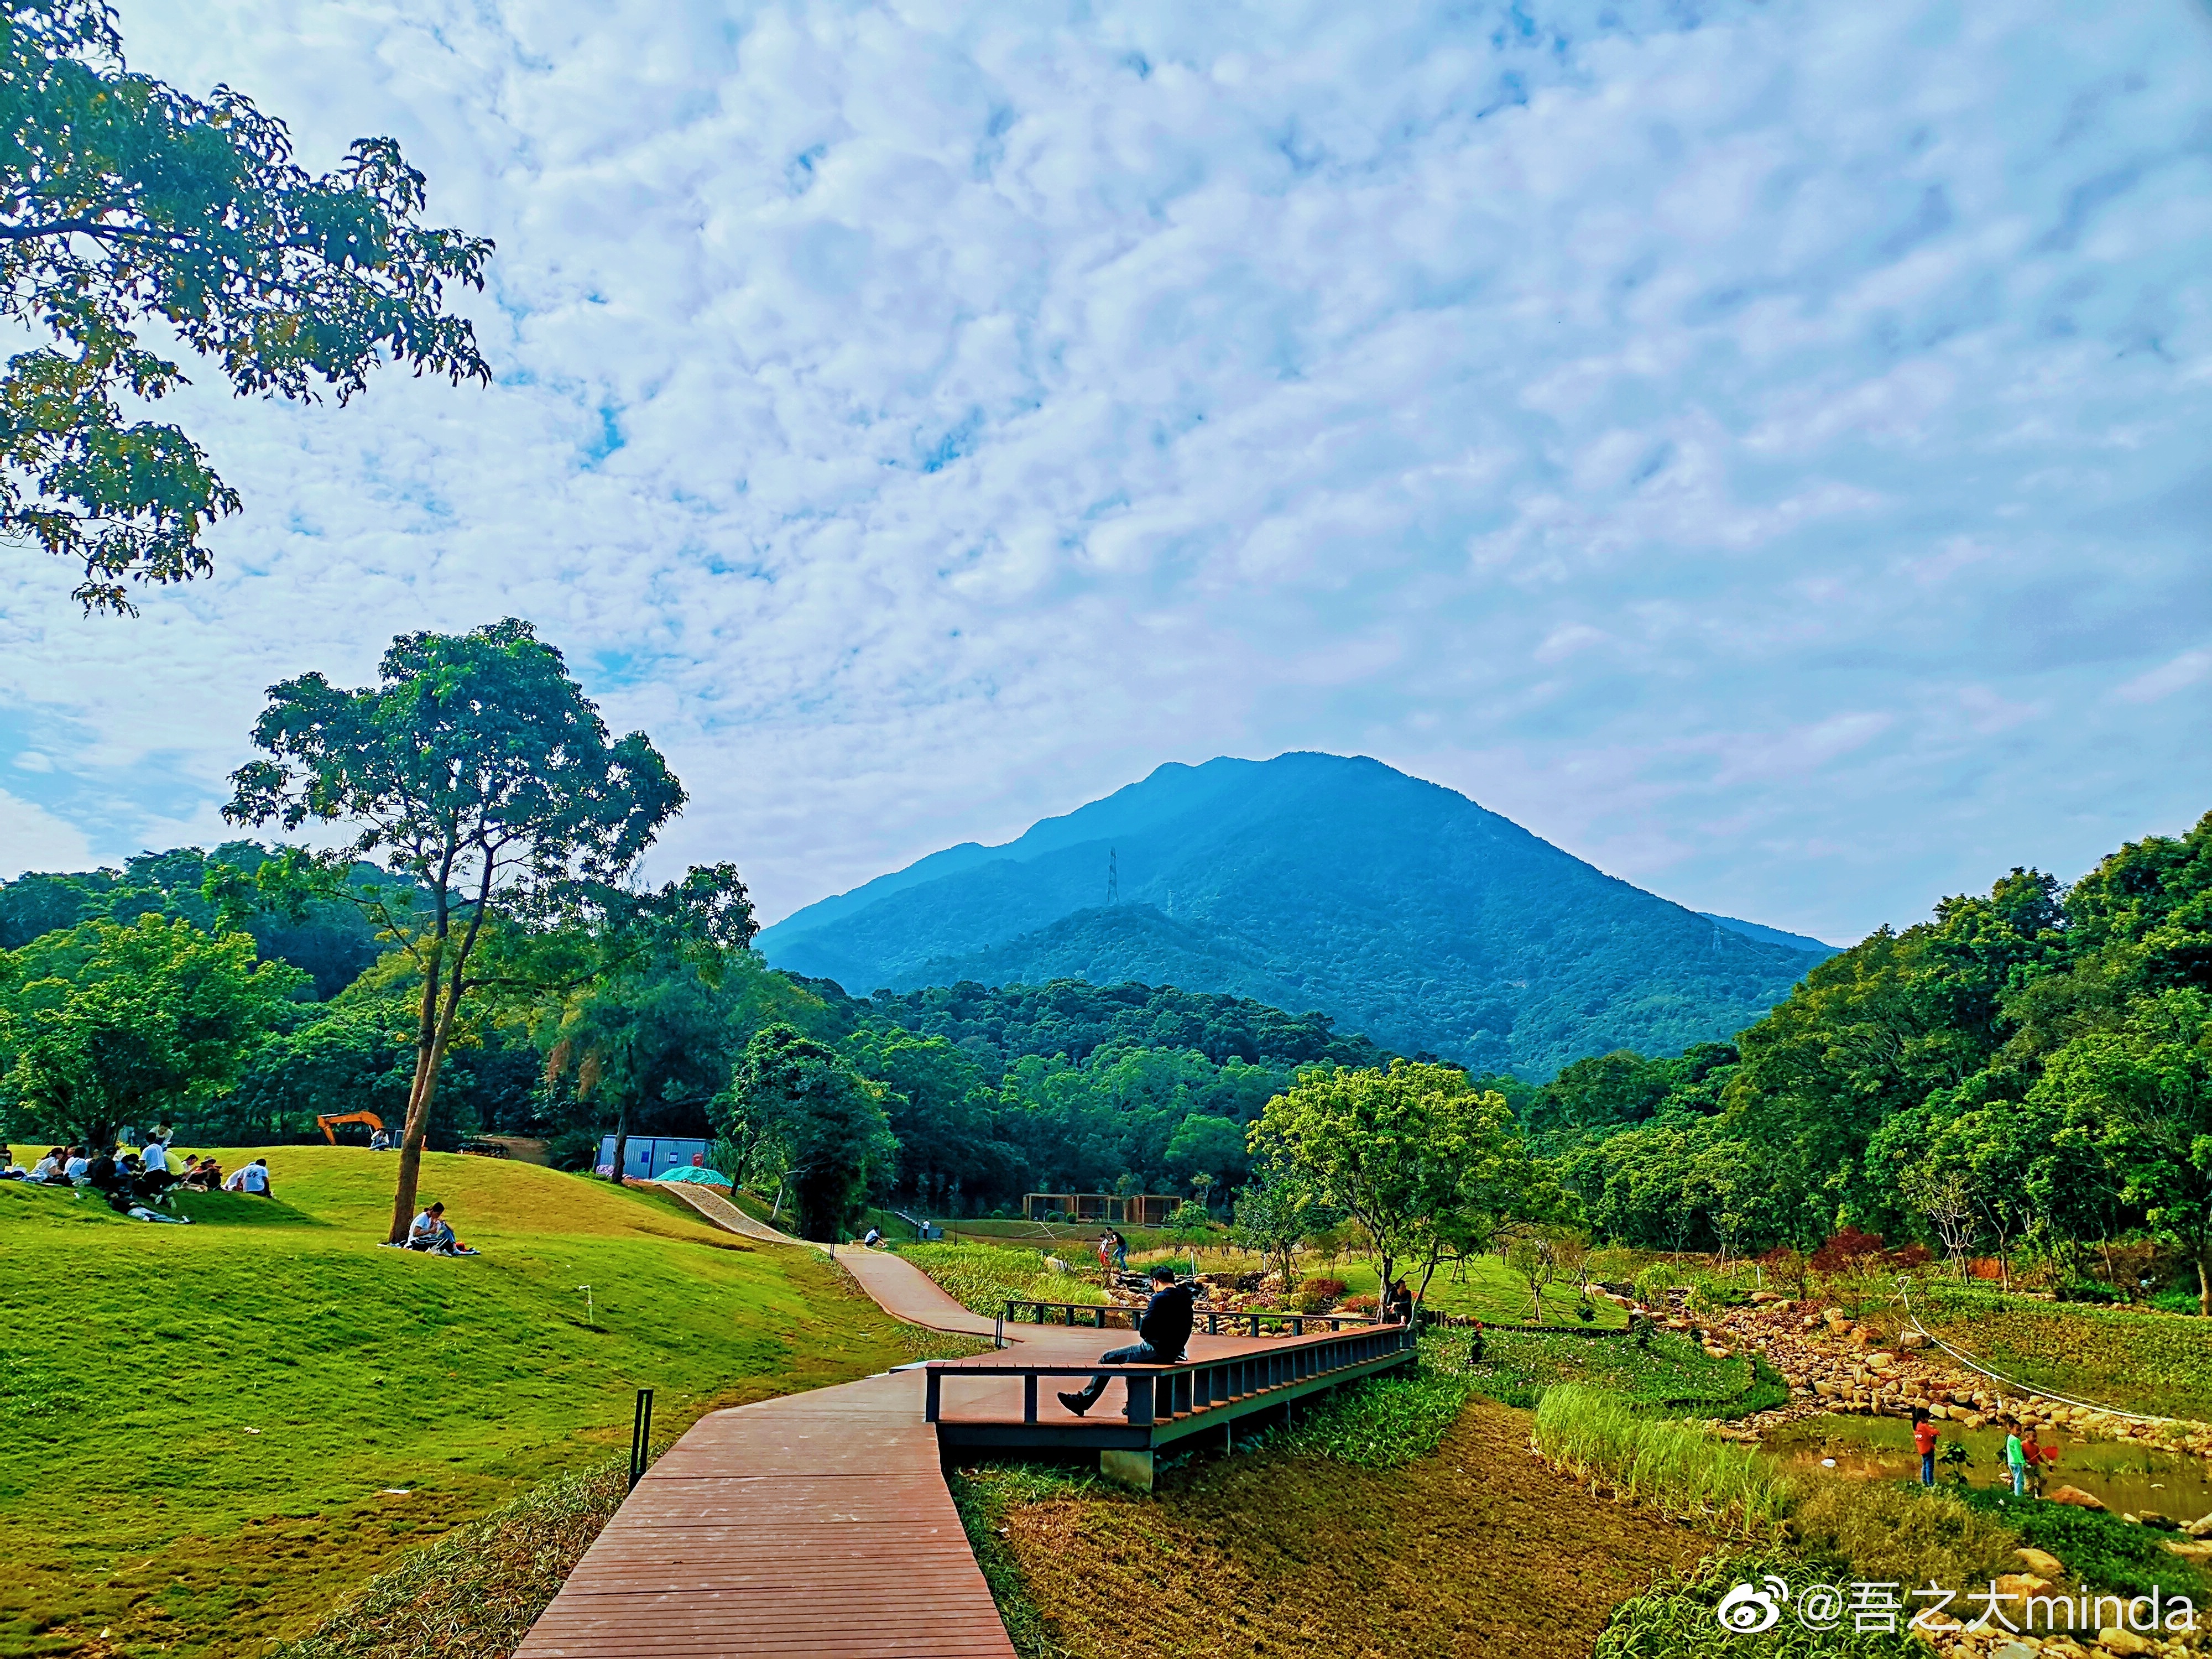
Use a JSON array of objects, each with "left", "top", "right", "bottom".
[
  {"left": 928, "top": 1322, "right": 1417, "bottom": 1429},
  {"left": 1000, "top": 1298, "right": 1386, "bottom": 1337}
]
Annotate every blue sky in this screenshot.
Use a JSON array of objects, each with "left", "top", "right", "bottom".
[{"left": 0, "top": 0, "right": 2206, "bottom": 943}]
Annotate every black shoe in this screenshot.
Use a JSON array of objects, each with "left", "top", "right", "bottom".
[{"left": 1058, "top": 1390, "right": 1093, "bottom": 1417}]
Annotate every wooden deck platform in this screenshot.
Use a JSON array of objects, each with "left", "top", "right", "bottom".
[{"left": 519, "top": 1198, "right": 1411, "bottom": 1657}]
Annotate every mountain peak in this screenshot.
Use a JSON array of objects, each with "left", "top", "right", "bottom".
[{"left": 760, "top": 752, "right": 1825, "bottom": 1076}]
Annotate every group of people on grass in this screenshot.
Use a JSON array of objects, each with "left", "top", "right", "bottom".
[
  {"left": 1, "top": 1131, "right": 273, "bottom": 1220},
  {"left": 1912, "top": 1407, "right": 2061, "bottom": 1495}
]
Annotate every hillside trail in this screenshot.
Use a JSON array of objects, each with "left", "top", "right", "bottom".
[
  {"left": 516, "top": 1185, "right": 1130, "bottom": 1658},
  {"left": 642, "top": 1180, "right": 1006, "bottom": 1337}
]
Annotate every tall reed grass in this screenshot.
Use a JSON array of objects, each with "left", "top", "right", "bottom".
[
  {"left": 1532, "top": 1384, "right": 1793, "bottom": 1537},
  {"left": 899, "top": 1241, "right": 1110, "bottom": 1316}
]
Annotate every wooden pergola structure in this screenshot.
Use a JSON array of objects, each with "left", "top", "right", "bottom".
[{"left": 1021, "top": 1191, "right": 1183, "bottom": 1226}]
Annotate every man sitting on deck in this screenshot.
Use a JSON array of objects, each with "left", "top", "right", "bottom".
[{"left": 1058, "top": 1265, "right": 1199, "bottom": 1417}]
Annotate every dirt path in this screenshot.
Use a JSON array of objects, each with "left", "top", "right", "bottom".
[{"left": 993, "top": 1399, "right": 1705, "bottom": 1659}]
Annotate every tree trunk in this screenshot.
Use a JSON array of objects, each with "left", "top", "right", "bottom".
[
  {"left": 385, "top": 1026, "right": 454, "bottom": 1244},
  {"left": 609, "top": 1103, "right": 629, "bottom": 1185},
  {"left": 2198, "top": 1245, "right": 2210, "bottom": 1318}
]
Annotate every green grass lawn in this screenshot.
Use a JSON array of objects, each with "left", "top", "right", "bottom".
[
  {"left": 1913, "top": 1286, "right": 2212, "bottom": 1421},
  {"left": 1442, "top": 1327, "right": 1773, "bottom": 1415},
  {"left": 1329, "top": 1254, "right": 1631, "bottom": 1328},
  {"left": 0, "top": 1149, "right": 948, "bottom": 1659}
]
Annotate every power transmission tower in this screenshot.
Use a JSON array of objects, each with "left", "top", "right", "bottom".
[{"left": 1107, "top": 848, "right": 1119, "bottom": 906}]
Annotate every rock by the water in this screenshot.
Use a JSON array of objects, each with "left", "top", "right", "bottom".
[{"left": 2048, "top": 1485, "right": 2107, "bottom": 1511}]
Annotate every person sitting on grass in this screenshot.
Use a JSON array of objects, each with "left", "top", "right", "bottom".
[
  {"left": 1057, "top": 1265, "right": 1199, "bottom": 1418},
  {"left": 223, "top": 1157, "right": 274, "bottom": 1198},
  {"left": 182, "top": 1156, "right": 223, "bottom": 1192},
  {"left": 406, "top": 1202, "right": 481, "bottom": 1256},
  {"left": 32, "top": 1148, "right": 66, "bottom": 1184},
  {"left": 64, "top": 1147, "right": 90, "bottom": 1183}
]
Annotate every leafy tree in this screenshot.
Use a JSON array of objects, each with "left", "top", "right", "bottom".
[
  {"left": 219, "top": 618, "right": 754, "bottom": 1243},
  {"left": 1525, "top": 1048, "right": 1673, "bottom": 1136},
  {"left": 1504, "top": 1233, "right": 1551, "bottom": 1323},
  {"left": 2031, "top": 990, "right": 2212, "bottom": 1313},
  {"left": 0, "top": 913, "right": 304, "bottom": 1147},
  {"left": 1231, "top": 1164, "right": 1307, "bottom": 1291},
  {"left": 0, "top": 842, "right": 383, "bottom": 995},
  {"left": 840, "top": 1027, "right": 1024, "bottom": 1213},
  {"left": 2, "top": 0, "right": 493, "bottom": 612},
  {"left": 714, "top": 1023, "right": 894, "bottom": 1241},
  {"left": 1246, "top": 1059, "right": 1556, "bottom": 1310},
  {"left": 1164, "top": 1110, "right": 1248, "bottom": 1188},
  {"left": 541, "top": 941, "right": 747, "bottom": 1183},
  {"left": 214, "top": 1008, "right": 411, "bottom": 1142}
]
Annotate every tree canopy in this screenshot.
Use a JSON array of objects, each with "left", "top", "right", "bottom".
[
  {"left": 221, "top": 618, "right": 752, "bottom": 1241},
  {"left": 1, "top": 0, "right": 493, "bottom": 611},
  {"left": 0, "top": 912, "right": 304, "bottom": 1147},
  {"left": 1541, "top": 812, "right": 2212, "bottom": 1311},
  {"left": 1246, "top": 1058, "right": 1556, "bottom": 1306},
  {"left": 714, "top": 1022, "right": 895, "bottom": 1242}
]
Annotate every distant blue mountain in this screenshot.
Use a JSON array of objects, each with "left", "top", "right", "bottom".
[
  {"left": 760, "top": 753, "right": 1830, "bottom": 1077},
  {"left": 1699, "top": 912, "right": 1839, "bottom": 957}
]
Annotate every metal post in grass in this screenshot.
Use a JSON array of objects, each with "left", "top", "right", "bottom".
[{"left": 629, "top": 1388, "right": 655, "bottom": 1491}]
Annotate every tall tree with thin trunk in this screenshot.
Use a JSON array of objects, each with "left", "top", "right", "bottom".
[{"left": 220, "top": 618, "right": 752, "bottom": 1243}]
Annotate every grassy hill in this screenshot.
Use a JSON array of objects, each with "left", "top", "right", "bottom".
[
  {"left": 761, "top": 752, "right": 1827, "bottom": 1074},
  {"left": 0, "top": 1150, "right": 943, "bottom": 1659}
]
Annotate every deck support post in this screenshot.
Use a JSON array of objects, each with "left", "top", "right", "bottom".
[{"left": 1100, "top": 1448, "right": 1155, "bottom": 1492}]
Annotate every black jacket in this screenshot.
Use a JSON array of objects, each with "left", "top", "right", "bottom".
[{"left": 1138, "top": 1282, "right": 1198, "bottom": 1362}]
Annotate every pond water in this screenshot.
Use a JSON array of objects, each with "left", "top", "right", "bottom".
[{"left": 1765, "top": 1413, "right": 2212, "bottom": 1521}]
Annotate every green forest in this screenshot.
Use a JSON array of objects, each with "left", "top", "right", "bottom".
[{"left": 1529, "top": 817, "right": 2212, "bottom": 1310}]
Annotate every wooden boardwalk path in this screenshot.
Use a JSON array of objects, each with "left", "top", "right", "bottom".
[{"left": 520, "top": 1187, "right": 1406, "bottom": 1657}]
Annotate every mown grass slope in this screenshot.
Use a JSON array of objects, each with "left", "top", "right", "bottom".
[{"left": 0, "top": 1149, "right": 942, "bottom": 1659}]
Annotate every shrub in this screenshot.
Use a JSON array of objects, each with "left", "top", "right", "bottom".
[
  {"left": 1809, "top": 1226, "right": 1886, "bottom": 1275},
  {"left": 901, "top": 1242, "right": 1108, "bottom": 1316},
  {"left": 1955, "top": 1487, "right": 2212, "bottom": 1600},
  {"left": 1632, "top": 1262, "right": 1680, "bottom": 1306},
  {"left": 1292, "top": 1275, "right": 1348, "bottom": 1313},
  {"left": 1241, "top": 1364, "right": 1474, "bottom": 1468},
  {"left": 1340, "top": 1292, "right": 1379, "bottom": 1316},
  {"left": 1791, "top": 1475, "right": 2020, "bottom": 1593},
  {"left": 1596, "top": 1548, "right": 1919, "bottom": 1658},
  {"left": 1532, "top": 1384, "right": 1793, "bottom": 1537}
]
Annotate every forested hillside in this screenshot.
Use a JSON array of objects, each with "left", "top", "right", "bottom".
[
  {"left": 1524, "top": 812, "right": 2212, "bottom": 1310},
  {"left": 761, "top": 752, "right": 1828, "bottom": 1073},
  {"left": 13, "top": 810, "right": 2198, "bottom": 1284},
  {"left": 0, "top": 843, "right": 1396, "bottom": 1216}
]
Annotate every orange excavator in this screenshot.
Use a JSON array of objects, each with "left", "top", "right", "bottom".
[{"left": 316, "top": 1112, "right": 385, "bottom": 1145}]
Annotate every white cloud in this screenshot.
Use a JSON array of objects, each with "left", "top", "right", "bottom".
[
  {"left": 0, "top": 790, "right": 96, "bottom": 879},
  {"left": 2114, "top": 648, "right": 2211, "bottom": 705},
  {"left": 0, "top": 0, "right": 2201, "bottom": 945}
]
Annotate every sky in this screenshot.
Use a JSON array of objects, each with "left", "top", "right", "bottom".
[{"left": 0, "top": 0, "right": 2207, "bottom": 945}]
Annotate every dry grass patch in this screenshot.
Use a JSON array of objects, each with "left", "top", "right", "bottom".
[{"left": 962, "top": 1400, "right": 1705, "bottom": 1659}]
